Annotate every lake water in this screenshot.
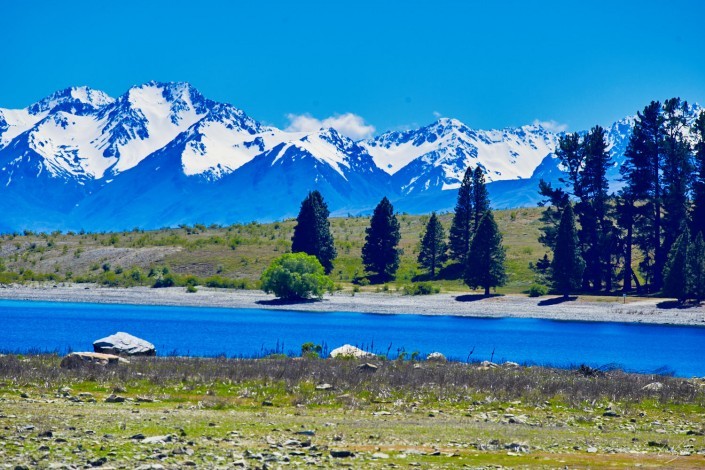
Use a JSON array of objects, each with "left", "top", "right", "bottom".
[{"left": 1, "top": 299, "right": 704, "bottom": 377}]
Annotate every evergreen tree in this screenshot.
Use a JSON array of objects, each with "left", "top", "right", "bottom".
[
  {"left": 464, "top": 211, "right": 507, "bottom": 296},
  {"left": 579, "top": 126, "right": 613, "bottom": 291},
  {"left": 691, "top": 111, "right": 705, "bottom": 236},
  {"left": 448, "top": 167, "right": 474, "bottom": 263},
  {"left": 418, "top": 212, "right": 447, "bottom": 278},
  {"left": 291, "top": 191, "right": 337, "bottom": 274},
  {"left": 662, "top": 227, "right": 691, "bottom": 303},
  {"left": 551, "top": 204, "right": 585, "bottom": 299},
  {"left": 620, "top": 101, "right": 664, "bottom": 290},
  {"left": 472, "top": 166, "right": 490, "bottom": 231},
  {"left": 362, "top": 197, "right": 401, "bottom": 282},
  {"left": 661, "top": 98, "right": 693, "bottom": 258},
  {"left": 689, "top": 232, "right": 705, "bottom": 302}
]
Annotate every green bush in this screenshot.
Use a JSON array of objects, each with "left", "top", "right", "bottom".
[
  {"left": 528, "top": 284, "right": 549, "bottom": 297},
  {"left": 402, "top": 282, "right": 440, "bottom": 295},
  {"left": 260, "top": 253, "right": 333, "bottom": 300}
]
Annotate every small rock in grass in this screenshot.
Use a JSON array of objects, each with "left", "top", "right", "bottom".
[
  {"left": 642, "top": 382, "right": 664, "bottom": 392},
  {"left": 315, "top": 383, "right": 333, "bottom": 390},
  {"left": 587, "top": 447, "right": 597, "bottom": 453},
  {"left": 105, "top": 394, "right": 126, "bottom": 403},
  {"left": 330, "top": 450, "right": 354, "bottom": 458}
]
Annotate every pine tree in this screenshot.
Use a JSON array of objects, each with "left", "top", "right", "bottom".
[
  {"left": 448, "top": 167, "right": 474, "bottom": 263},
  {"left": 362, "top": 197, "right": 401, "bottom": 282},
  {"left": 291, "top": 190, "right": 337, "bottom": 274},
  {"left": 418, "top": 212, "right": 447, "bottom": 278},
  {"left": 472, "top": 167, "right": 489, "bottom": 231},
  {"left": 579, "top": 126, "right": 613, "bottom": 291},
  {"left": 551, "top": 204, "right": 585, "bottom": 299},
  {"left": 690, "top": 111, "right": 705, "bottom": 236},
  {"left": 689, "top": 232, "right": 705, "bottom": 302},
  {"left": 661, "top": 98, "right": 693, "bottom": 259},
  {"left": 662, "top": 227, "right": 691, "bottom": 303},
  {"left": 464, "top": 211, "right": 507, "bottom": 296},
  {"left": 621, "top": 101, "right": 664, "bottom": 290}
]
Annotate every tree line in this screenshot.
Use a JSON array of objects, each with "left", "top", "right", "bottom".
[
  {"left": 289, "top": 164, "right": 507, "bottom": 295},
  {"left": 536, "top": 98, "right": 705, "bottom": 301}
]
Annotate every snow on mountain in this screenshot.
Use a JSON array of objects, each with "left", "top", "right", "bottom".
[
  {"left": 362, "top": 118, "right": 558, "bottom": 195},
  {"left": 2, "top": 80, "right": 701, "bottom": 231}
]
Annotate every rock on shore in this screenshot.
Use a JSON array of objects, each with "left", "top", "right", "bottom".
[{"left": 93, "top": 332, "right": 156, "bottom": 356}]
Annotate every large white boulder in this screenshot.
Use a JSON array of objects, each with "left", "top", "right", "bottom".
[
  {"left": 329, "top": 344, "right": 375, "bottom": 359},
  {"left": 93, "top": 332, "right": 156, "bottom": 356}
]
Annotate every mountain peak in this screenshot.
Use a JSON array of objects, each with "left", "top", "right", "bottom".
[{"left": 28, "top": 86, "right": 114, "bottom": 115}]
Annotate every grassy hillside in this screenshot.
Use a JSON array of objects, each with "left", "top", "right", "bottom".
[{"left": 0, "top": 208, "right": 547, "bottom": 293}]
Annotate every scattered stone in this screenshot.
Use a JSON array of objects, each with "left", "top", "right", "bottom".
[
  {"left": 142, "top": 435, "right": 173, "bottom": 444},
  {"left": 603, "top": 410, "right": 620, "bottom": 417},
  {"left": 426, "top": 352, "right": 447, "bottom": 362},
  {"left": 372, "top": 452, "right": 389, "bottom": 459},
  {"left": 89, "top": 457, "right": 107, "bottom": 467},
  {"left": 315, "top": 383, "right": 333, "bottom": 390},
  {"left": 479, "top": 361, "right": 499, "bottom": 369},
  {"left": 105, "top": 394, "right": 126, "bottom": 403},
  {"left": 130, "top": 434, "right": 146, "bottom": 440},
  {"left": 503, "top": 361, "right": 520, "bottom": 369},
  {"left": 93, "top": 332, "right": 156, "bottom": 356},
  {"left": 262, "top": 400, "right": 274, "bottom": 407},
  {"left": 60, "top": 352, "right": 128, "bottom": 369},
  {"left": 587, "top": 447, "right": 597, "bottom": 453},
  {"left": 329, "top": 344, "right": 375, "bottom": 359},
  {"left": 330, "top": 450, "right": 354, "bottom": 458},
  {"left": 642, "top": 382, "right": 664, "bottom": 392},
  {"left": 294, "top": 430, "right": 316, "bottom": 436},
  {"left": 357, "top": 363, "right": 378, "bottom": 372},
  {"left": 38, "top": 430, "right": 53, "bottom": 438}
]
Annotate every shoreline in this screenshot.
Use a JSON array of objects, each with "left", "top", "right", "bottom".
[{"left": 1, "top": 283, "right": 704, "bottom": 326}]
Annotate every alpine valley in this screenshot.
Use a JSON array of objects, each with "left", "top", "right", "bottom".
[{"left": 0, "top": 81, "right": 697, "bottom": 232}]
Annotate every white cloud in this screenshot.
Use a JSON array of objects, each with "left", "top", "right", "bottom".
[
  {"left": 432, "top": 111, "right": 443, "bottom": 119},
  {"left": 532, "top": 119, "right": 569, "bottom": 133},
  {"left": 285, "top": 113, "right": 376, "bottom": 140}
]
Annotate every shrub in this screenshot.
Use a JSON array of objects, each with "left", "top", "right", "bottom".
[
  {"left": 260, "top": 253, "right": 333, "bottom": 300},
  {"left": 403, "top": 282, "right": 440, "bottom": 295},
  {"left": 186, "top": 285, "right": 198, "bottom": 293},
  {"left": 301, "top": 342, "right": 322, "bottom": 358},
  {"left": 528, "top": 284, "right": 548, "bottom": 297},
  {"left": 153, "top": 273, "right": 176, "bottom": 288}
]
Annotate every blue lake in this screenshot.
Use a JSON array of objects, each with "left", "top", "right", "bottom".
[{"left": 1, "top": 299, "right": 704, "bottom": 377}]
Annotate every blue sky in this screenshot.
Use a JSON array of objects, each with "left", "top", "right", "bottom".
[{"left": 2, "top": 0, "right": 704, "bottom": 137}]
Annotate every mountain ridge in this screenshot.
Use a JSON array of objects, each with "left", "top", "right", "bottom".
[{"left": 0, "top": 81, "right": 699, "bottom": 232}]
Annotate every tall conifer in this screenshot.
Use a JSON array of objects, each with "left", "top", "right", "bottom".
[
  {"left": 291, "top": 190, "right": 337, "bottom": 274},
  {"left": 551, "top": 204, "right": 585, "bottom": 299},
  {"left": 472, "top": 167, "right": 489, "bottom": 231},
  {"left": 691, "top": 111, "right": 705, "bottom": 236},
  {"left": 464, "top": 211, "right": 507, "bottom": 296},
  {"left": 418, "top": 212, "right": 447, "bottom": 278},
  {"left": 362, "top": 197, "right": 401, "bottom": 282},
  {"left": 448, "top": 167, "right": 474, "bottom": 263}
]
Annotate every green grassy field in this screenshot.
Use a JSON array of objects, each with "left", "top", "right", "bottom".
[
  {"left": 1, "top": 355, "right": 704, "bottom": 469},
  {"left": 0, "top": 208, "right": 548, "bottom": 294}
]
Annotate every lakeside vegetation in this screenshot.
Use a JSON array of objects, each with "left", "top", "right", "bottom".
[
  {"left": 0, "top": 207, "right": 547, "bottom": 294},
  {"left": 2, "top": 354, "right": 705, "bottom": 468}
]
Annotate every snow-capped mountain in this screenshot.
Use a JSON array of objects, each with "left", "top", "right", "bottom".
[
  {"left": 362, "top": 118, "right": 558, "bottom": 195},
  {"left": 0, "top": 81, "right": 697, "bottom": 231}
]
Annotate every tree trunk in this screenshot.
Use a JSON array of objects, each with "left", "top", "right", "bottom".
[
  {"left": 485, "top": 285, "right": 490, "bottom": 296},
  {"left": 624, "top": 222, "right": 633, "bottom": 292}
]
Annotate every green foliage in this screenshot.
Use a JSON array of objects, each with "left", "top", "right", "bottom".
[
  {"left": 186, "top": 284, "right": 198, "bottom": 293},
  {"left": 689, "top": 232, "right": 705, "bottom": 301},
  {"left": 551, "top": 204, "right": 585, "bottom": 298},
  {"left": 291, "top": 191, "right": 337, "bottom": 274},
  {"left": 527, "top": 284, "right": 548, "bottom": 297},
  {"left": 464, "top": 211, "right": 507, "bottom": 295},
  {"left": 362, "top": 197, "right": 401, "bottom": 282},
  {"left": 301, "top": 342, "right": 322, "bottom": 358},
  {"left": 260, "top": 253, "right": 333, "bottom": 300},
  {"left": 417, "top": 212, "right": 447, "bottom": 277},
  {"left": 663, "top": 228, "right": 690, "bottom": 302},
  {"left": 472, "top": 167, "right": 490, "bottom": 231},
  {"left": 448, "top": 167, "right": 474, "bottom": 263},
  {"left": 402, "top": 282, "right": 440, "bottom": 295}
]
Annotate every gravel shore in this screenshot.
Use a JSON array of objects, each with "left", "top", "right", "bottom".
[{"left": 1, "top": 283, "right": 704, "bottom": 326}]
